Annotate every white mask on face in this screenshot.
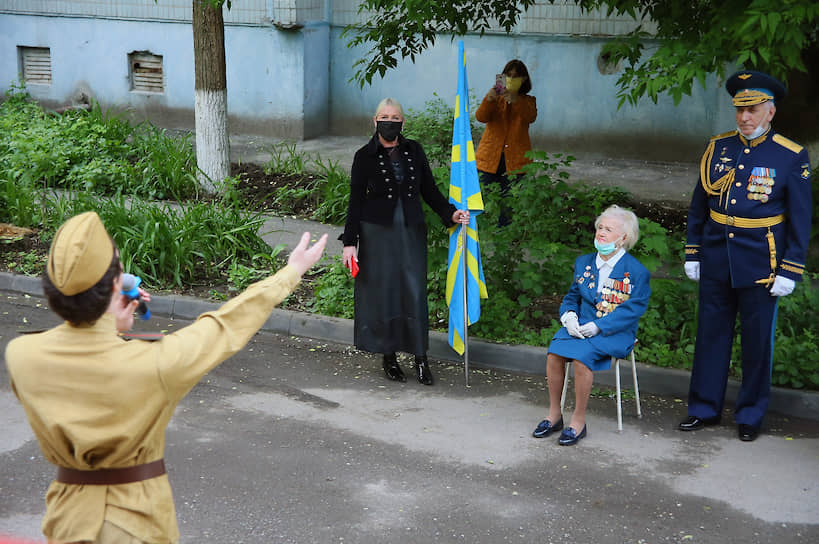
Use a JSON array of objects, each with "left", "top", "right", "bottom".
[{"left": 738, "top": 123, "right": 769, "bottom": 140}]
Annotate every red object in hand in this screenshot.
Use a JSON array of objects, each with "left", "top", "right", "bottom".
[{"left": 346, "top": 259, "right": 359, "bottom": 278}]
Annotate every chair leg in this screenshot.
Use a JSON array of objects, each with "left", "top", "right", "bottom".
[
  {"left": 614, "top": 356, "right": 623, "bottom": 432},
  {"left": 631, "top": 350, "right": 642, "bottom": 419},
  {"left": 560, "top": 361, "right": 571, "bottom": 412}
]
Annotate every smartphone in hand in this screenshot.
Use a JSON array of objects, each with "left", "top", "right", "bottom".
[{"left": 495, "top": 73, "right": 506, "bottom": 94}]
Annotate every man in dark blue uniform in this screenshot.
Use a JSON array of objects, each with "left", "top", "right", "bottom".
[{"left": 679, "top": 70, "right": 813, "bottom": 442}]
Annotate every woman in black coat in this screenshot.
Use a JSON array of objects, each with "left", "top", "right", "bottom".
[{"left": 341, "top": 97, "right": 470, "bottom": 385}]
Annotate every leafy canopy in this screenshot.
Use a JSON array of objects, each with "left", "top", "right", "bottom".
[{"left": 344, "top": 0, "right": 819, "bottom": 106}]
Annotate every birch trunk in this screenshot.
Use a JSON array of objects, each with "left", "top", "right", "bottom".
[{"left": 192, "top": 0, "right": 229, "bottom": 193}]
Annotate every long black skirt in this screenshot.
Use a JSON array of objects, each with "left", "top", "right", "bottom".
[{"left": 354, "top": 202, "right": 429, "bottom": 356}]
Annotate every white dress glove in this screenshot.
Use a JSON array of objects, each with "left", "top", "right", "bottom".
[
  {"left": 578, "top": 322, "right": 600, "bottom": 338},
  {"left": 684, "top": 261, "right": 700, "bottom": 281},
  {"left": 560, "top": 312, "right": 584, "bottom": 339},
  {"left": 770, "top": 275, "right": 795, "bottom": 297}
]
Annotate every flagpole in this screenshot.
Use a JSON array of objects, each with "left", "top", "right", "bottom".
[{"left": 461, "top": 224, "right": 469, "bottom": 386}]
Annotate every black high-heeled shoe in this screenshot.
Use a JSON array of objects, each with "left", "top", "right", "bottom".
[
  {"left": 382, "top": 353, "right": 406, "bottom": 382},
  {"left": 415, "top": 355, "right": 434, "bottom": 386}
]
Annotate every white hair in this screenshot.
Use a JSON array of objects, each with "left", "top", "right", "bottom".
[
  {"left": 595, "top": 205, "right": 640, "bottom": 250},
  {"left": 374, "top": 97, "right": 404, "bottom": 118}
]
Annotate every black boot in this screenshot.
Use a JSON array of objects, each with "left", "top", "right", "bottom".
[
  {"left": 415, "top": 355, "right": 434, "bottom": 386},
  {"left": 382, "top": 353, "right": 406, "bottom": 382}
]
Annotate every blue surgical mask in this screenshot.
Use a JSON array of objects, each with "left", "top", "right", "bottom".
[{"left": 594, "top": 239, "right": 617, "bottom": 255}]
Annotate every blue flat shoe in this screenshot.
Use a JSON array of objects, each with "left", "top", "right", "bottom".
[
  {"left": 532, "top": 418, "right": 564, "bottom": 438},
  {"left": 558, "top": 425, "right": 587, "bottom": 446}
]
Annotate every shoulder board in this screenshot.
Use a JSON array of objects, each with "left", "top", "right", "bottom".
[
  {"left": 710, "top": 130, "right": 737, "bottom": 141},
  {"left": 772, "top": 134, "right": 804, "bottom": 154}
]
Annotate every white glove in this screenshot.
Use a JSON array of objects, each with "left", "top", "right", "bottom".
[
  {"left": 770, "top": 275, "right": 795, "bottom": 297},
  {"left": 684, "top": 261, "right": 700, "bottom": 281},
  {"left": 560, "top": 312, "right": 584, "bottom": 339},
  {"left": 578, "top": 322, "right": 600, "bottom": 338}
]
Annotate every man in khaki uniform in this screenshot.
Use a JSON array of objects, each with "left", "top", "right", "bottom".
[{"left": 5, "top": 211, "right": 327, "bottom": 544}]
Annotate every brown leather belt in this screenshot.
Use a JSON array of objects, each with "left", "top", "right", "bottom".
[{"left": 56, "top": 459, "right": 166, "bottom": 485}]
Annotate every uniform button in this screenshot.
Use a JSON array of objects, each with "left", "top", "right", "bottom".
[
  {"left": 744, "top": 148, "right": 750, "bottom": 154},
  {"left": 381, "top": 169, "right": 387, "bottom": 173},
  {"left": 409, "top": 166, "right": 414, "bottom": 171},
  {"left": 739, "top": 164, "right": 745, "bottom": 170},
  {"left": 736, "top": 182, "right": 742, "bottom": 187},
  {"left": 730, "top": 198, "right": 736, "bottom": 204},
  {"left": 387, "top": 195, "right": 393, "bottom": 199},
  {"left": 729, "top": 233, "right": 734, "bottom": 238}
]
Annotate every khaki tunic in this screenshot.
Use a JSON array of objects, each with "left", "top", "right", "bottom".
[{"left": 5, "top": 266, "right": 301, "bottom": 544}]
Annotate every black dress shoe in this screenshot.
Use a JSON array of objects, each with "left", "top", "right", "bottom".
[
  {"left": 678, "top": 416, "right": 720, "bottom": 431},
  {"left": 738, "top": 424, "right": 760, "bottom": 442},
  {"left": 558, "top": 425, "right": 587, "bottom": 446},
  {"left": 415, "top": 355, "right": 434, "bottom": 385},
  {"left": 382, "top": 354, "right": 406, "bottom": 382},
  {"left": 532, "top": 418, "right": 564, "bottom": 438}
]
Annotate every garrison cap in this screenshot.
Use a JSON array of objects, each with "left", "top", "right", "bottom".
[
  {"left": 46, "top": 212, "right": 114, "bottom": 296},
  {"left": 726, "top": 70, "right": 786, "bottom": 106}
]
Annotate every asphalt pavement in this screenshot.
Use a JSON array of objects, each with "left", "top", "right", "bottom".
[
  {"left": 1, "top": 289, "right": 818, "bottom": 543},
  {"left": 2, "top": 134, "right": 818, "bottom": 542}
]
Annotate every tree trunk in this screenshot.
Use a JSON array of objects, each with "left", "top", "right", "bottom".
[{"left": 192, "top": 0, "right": 229, "bottom": 193}]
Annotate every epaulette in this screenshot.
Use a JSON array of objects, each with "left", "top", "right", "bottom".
[
  {"left": 772, "top": 134, "right": 803, "bottom": 154},
  {"left": 711, "top": 130, "right": 738, "bottom": 141}
]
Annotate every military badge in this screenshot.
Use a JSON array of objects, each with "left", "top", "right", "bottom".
[
  {"left": 801, "top": 164, "right": 811, "bottom": 180},
  {"left": 747, "top": 166, "right": 775, "bottom": 201}
]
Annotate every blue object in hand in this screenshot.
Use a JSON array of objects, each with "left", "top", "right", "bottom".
[{"left": 121, "top": 273, "right": 151, "bottom": 320}]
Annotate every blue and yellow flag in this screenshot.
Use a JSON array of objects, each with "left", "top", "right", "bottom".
[{"left": 447, "top": 41, "right": 488, "bottom": 356}]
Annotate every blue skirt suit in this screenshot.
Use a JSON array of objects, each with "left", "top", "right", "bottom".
[{"left": 549, "top": 252, "right": 651, "bottom": 370}]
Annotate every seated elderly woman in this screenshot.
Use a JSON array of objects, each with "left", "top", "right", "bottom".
[{"left": 532, "top": 205, "right": 650, "bottom": 445}]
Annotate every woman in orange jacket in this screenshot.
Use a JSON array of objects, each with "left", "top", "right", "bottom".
[{"left": 475, "top": 59, "right": 537, "bottom": 226}]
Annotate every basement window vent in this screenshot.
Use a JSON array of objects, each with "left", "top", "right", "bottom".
[
  {"left": 19, "top": 46, "right": 52, "bottom": 85},
  {"left": 129, "top": 52, "right": 164, "bottom": 93}
]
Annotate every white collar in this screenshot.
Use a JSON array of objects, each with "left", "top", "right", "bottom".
[{"left": 596, "top": 248, "right": 625, "bottom": 270}]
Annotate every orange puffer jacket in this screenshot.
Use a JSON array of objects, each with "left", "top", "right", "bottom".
[{"left": 475, "top": 94, "right": 537, "bottom": 174}]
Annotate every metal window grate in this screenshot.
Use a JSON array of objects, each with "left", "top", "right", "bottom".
[
  {"left": 129, "top": 52, "right": 164, "bottom": 93},
  {"left": 20, "top": 46, "right": 52, "bottom": 85}
]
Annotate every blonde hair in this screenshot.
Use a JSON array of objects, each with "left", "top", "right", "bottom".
[
  {"left": 374, "top": 97, "right": 404, "bottom": 119},
  {"left": 595, "top": 205, "right": 640, "bottom": 250}
]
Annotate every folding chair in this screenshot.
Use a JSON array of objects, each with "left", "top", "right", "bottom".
[{"left": 560, "top": 340, "right": 642, "bottom": 432}]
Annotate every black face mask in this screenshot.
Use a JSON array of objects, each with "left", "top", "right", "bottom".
[{"left": 376, "top": 120, "right": 403, "bottom": 142}]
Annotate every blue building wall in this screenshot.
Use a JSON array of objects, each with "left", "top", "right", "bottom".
[
  {"left": 329, "top": 31, "right": 733, "bottom": 159},
  {"left": 0, "top": 10, "right": 736, "bottom": 160},
  {"left": 0, "top": 13, "right": 326, "bottom": 138}
]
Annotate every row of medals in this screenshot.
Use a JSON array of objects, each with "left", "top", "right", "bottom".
[
  {"left": 747, "top": 174, "right": 774, "bottom": 202},
  {"left": 579, "top": 266, "right": 633, "bottom": 318}
]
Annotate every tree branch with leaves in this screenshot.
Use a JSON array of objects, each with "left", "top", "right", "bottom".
[{"left": 344, "top": 0, "right": 819, "bottom": 107}]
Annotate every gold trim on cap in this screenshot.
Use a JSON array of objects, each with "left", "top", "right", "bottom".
[{"left": 732, "top": 89, "right": 773, "bottom": 106}]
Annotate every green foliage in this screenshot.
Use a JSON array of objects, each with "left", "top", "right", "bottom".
[
  {"left": 402, "top": 92, "right": 484, "bottom": 168},
  {"left": 264, "top": 141, "right": 308, "bottom": 176},
  {"left": 312, "top": 157, "right": 351, "bottom": 225},
  {"left": 634, "top": 278, "right": 698, "bottom": 369},
  {"left": 260, "top": 142, "right": 351, "bottom": 225},
  {"left": 771, "top": 275, "right": 819, "bottom": 389},
  {"left": 0, "top": 87, "right": 200, "bottom": 200},
  {"left": 343, "top": 0, "right": 538, "bottom": 86},
  {"left": 311, "top": 257, "right": 356, "bottom": 319},
  {"left": 1, "top": 250, "right": 47, "bottom": 276},
  {"left": 344, "top": 1, "right": 819, "bottom": 107}
]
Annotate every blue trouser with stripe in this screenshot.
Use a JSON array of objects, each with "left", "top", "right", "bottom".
[{"left": 687, "top": 271, "right": 778, "bottom": 428}]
